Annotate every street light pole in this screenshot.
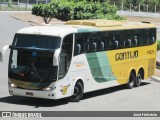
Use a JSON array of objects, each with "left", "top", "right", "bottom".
[
  {"left": 0, "top": 0, "right": 1, "bottom": 10},
  {"left": 146, "top": 4, "right": 148, "bottom": 12},
  {"left": 122, "top": 3, "right": 123, "bottom": 11},
  {"left": 25, "top": 0, "right": 29, "bottom": 10},
  {"left": 139, "top": 4, "right": 141, "bottom": 12},
  {"left": 18, "top": 0, "right": 19, "bottom": 10}
]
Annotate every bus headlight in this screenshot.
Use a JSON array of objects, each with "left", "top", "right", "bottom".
[
  {"left": 42, "top": 86, "right": 56, "bottom": 91},
  {"left": 10, "top": 83, "right": 17, "bottom": 88},
  {"left": 42, "top": 87, "right": 51, "bottom": 91}
]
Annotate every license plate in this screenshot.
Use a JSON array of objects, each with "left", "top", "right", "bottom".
[{"left": 26, "top": 92, "right": 33, "bottom": 96}]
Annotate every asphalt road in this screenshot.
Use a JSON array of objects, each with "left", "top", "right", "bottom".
[
  {"left": 0, "top": 79, "right": 160, "bottom": 111},
  {"left": 0, "top": 12, "right": 160, "bottom": 119},
  {"left": 0, "top": 12, "right": 29, "bottom": 108}
]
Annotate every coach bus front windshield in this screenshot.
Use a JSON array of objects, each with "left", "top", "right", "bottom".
[{"left": 8, "top": 34, "right": 61, "bottom": 85}]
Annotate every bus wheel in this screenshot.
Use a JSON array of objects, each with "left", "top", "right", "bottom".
[
  {"left": 70, "top": 82, "right": 84, "bottom": 102},
  {"left": 134, "top": 73, "right": 142, "bottom": 87},
  {"left": 126, "top": 71, "right": 135, "bottom": 89}
]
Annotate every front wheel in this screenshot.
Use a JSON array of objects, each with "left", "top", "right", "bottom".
[{"left": 69, "top": 82, "right": 84, "bottom": 102}]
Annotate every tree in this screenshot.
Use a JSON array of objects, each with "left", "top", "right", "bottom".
[
  {"left": 32, "top": 0, "right": 125, "bottom": 24},
  {"left": 32, "top": 4, "right": 55, "bottom": 24}
]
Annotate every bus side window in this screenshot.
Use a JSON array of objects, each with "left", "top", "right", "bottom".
[
  {"left": 103, "top": 32, "right": 109, "bottom": 50},
  {"left": 88, "top": 33, "right": 98, "bottom": 52},
  {"left": 75, "top": 44, "right": 81, "bottom": 55},
  {"left": 145, "top": 29, "right": 150, "bottom": 45},
  {"left": 92, "top": 42, "right": 97, "bottom": 52},
  {"left": 151, "top": 37, "right": 155, "bottom": 44},
  {"left": 135, "top": 31, "right": 142, "bottom": 46},
  {"left": 59, "top": 34, "right": 73, "bottom": 79},
  {"left": 85, "top": 38, "right": 90, "bottom": 52},
  {"left": 100, "top": 41, "right": 104, "bottom": 51},
  {"left": 112, "top": 37, "right": 119, "bottom": 49},
  {"left": 141, "top": 29, "right": 148, "bottom": 46},
  {"left": 134, "top": 36, "right": 138, "bottom": 47},
  {"left": 149, "top": 28, "right": 156, "bottom": 44},
  {"left": 112, "top": 32, "right": 122, "bottom": 49},
  {"left": 125, "top": 31, "right": 133, "bottom": 48},
  {"left": 74, "top": 33, "right": 86, "bottom": 56},
  {"left": 127, "top": 39, "right": 131, "bottom": 47},
  {"left": 99, "top": 33, "right": 107, "bottom": 51}
]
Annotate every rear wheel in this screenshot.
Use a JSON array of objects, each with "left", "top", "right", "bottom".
[
  {"left": 126, "top": 71, "right": 136, "bottom": 89},
  {"left": 134, "top": 72, "right": 142, "bottom": 87},
  {"left": 70, "top": 82, "right": 84, "bottom": 102}
]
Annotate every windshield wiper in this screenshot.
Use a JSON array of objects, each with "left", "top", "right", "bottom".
[{"left": 30, "top": 63, "right": 42, "bottom": 82}]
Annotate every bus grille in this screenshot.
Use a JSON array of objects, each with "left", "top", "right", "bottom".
[{"left": 148, "top": 58, "right": 155, "bottom": 77}]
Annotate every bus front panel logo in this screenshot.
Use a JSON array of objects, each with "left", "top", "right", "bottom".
[{"left": 60, "top": 84, "right": 70, "bottom": 95}]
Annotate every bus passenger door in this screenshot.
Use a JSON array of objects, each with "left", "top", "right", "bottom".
[{"left": 58, "top": 34, "right": 73, "bottom": 79}]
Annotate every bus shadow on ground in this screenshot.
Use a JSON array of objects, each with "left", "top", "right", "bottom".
[
  {"left": 0, "top": 96, "right": 69, "bottom": 108},
  {"left": 82, "top": 82, "right": 150, "bottom": 100},
  {"left": 0, "top": 82, "right": 150, "bottom": 108}
]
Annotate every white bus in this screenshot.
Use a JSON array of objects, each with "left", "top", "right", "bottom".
[{"left": 0, "top": 19, "right": 157, "bottom": 102}]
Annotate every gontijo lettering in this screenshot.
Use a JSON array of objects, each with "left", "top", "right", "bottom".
[{"left": 115, "top": 50, "right": 138, "bottom": 61}]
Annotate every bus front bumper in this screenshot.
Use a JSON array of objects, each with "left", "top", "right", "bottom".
[{"left": 8, "top": 86, "right": 57, "bottom": 99}]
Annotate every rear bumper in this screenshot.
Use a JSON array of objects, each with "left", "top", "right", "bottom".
[{"left": 9, "top": 86, "right": 57, "bottom": 99}]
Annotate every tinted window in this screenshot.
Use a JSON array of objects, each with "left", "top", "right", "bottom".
[
  {"left": 99, "top": 32, "right": 108, "bottom": 51},
  {"left": 124, "top": 30, "right": 134, "bottom": 48},
  {"left": 134, "top": 30, "right": 143, "bottom": 46},
  {"left": 90, "top": 33, "right": 98, "bottom": 52},
  {"left": 111, "top": 31, "right": 122, "bottom": 49},
  {"left": 149, "top": 28, "right": 156, "bottom": 44},
  {"left": 144, "top": 29, "right": 150, "bottom": 45},
  {"left": 74, "top": 28, "right": 156, "bottom": 55},
  {"left": 59, "top": 34, "right": 73, "bottom": 79},
  {"left": 74, "top": 33, "right": 88, "bottom": 56},
  {"left": 13, "top": 34, "right": 61, "bottom": 50}
]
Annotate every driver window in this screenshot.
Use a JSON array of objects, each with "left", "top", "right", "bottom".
[{"left": 58, "top": 34, "right": 73, "bottom": 79}]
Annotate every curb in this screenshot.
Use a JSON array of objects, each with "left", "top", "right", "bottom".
[
  {"left": 41, "top": 22, "right": 64, "bottom": 26},
  {"left": 10, "top": 14, "right": 36, "bottom": 26},
  {"left": 151, "top": 76, "right": 160, "bottom": 82},
  {"left": 10, "top": 14, "right": 64, "bottom": 26}
]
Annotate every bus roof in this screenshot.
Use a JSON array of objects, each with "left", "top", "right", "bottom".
[{"left": 17, "top": 20, "right": 156, "bottom": 37}]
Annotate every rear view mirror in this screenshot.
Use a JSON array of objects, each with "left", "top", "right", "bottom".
[
  {"left": 53, "top": 48, "right": 61, "bottom": 66},
  {"left": 0, "top": 45, "right": 9, "bottom": 62}
]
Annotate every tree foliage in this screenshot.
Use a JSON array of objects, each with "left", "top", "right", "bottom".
[
  {"left": 32, "top": 0, "right": 124, "bottom": 24},
  {"left": 1, "top": 0, "right": 12, "bottom": 7}
]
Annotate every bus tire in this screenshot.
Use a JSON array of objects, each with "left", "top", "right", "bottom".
[
  {"left": 126, "top": 71, "right": 135, "bottom": 89},
  {"left": 134, "top": 72, "right": 142, "bottom": 87},
  {"left": 70, "top": 82, "right": 84, "bottom": 102}
]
